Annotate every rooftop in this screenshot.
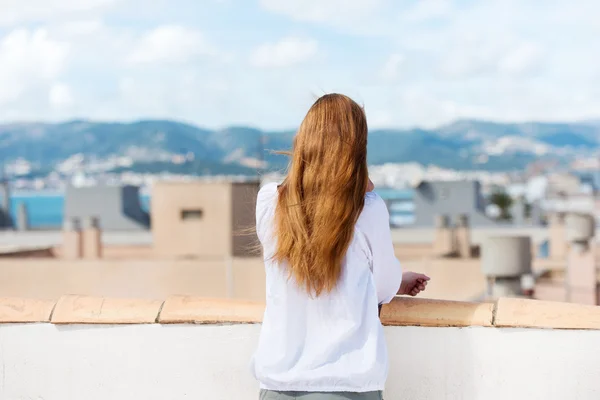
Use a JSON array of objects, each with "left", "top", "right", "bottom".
[{"left": 1, "top": 295, "right": 600, "bottom": 399}]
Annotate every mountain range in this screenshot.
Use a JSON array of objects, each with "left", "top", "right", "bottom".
[{"left": 1, "top": 119, "right": 599, "bottom": 176}]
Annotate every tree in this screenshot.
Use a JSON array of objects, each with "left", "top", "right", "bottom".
[{"left": 489, "top": 191, "right": 513, "bottom": 221}]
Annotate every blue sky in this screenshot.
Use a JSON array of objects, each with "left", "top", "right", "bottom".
[{"left": 1, "top": 0, "right": 599, "bottom": 130}]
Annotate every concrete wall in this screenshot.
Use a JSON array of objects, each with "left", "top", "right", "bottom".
[
  {"left": 0, "top": 231, "right": 153, "bottom": 248},
  {"left": 0, "top": 258, "right": 266, "bottom": 301},
  {"left": 52, "top": 244, "right": 155, "bottom": 259},
  {"left": 391, "top": 226, "right": 550, "bottom": 245},
  {"left": 2, "top": 323, "right": 600, "bottom": 400},
  {"left": 0, "top": 256, "right": 486, "bottom": 303},
  {"left": 0, "top": 226, "right": 552, "bottom": 248},
  {"left": 1, "top": 296, "right": 600, "bottom": 400},
  {"left": 0, "top": 250, "right": 569, "bottom": 303}
]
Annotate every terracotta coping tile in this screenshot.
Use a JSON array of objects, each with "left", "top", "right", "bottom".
[
  {"left": 381, "top": 297, "right": 494, "bottom": 327},
  {"left": 494, "top": 297, "right": 600, "bottom": 330},
  {"left": 159, "top": 296, "right": 264, "bottom": 324},
  {"left": 0, "top": 296, "right": 599, "bottom": 329},
  {"left": 51, "top": 295, "right": 163, "bottom": 324},
  {"left": 0, "top": 297, "right": 55, "bottom": 323}
]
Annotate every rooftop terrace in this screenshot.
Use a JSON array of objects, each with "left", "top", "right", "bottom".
[
  {"left": 1, "top": 295, "right": 600, "bottom": 399},
  {"left": 1, "top": 183, "right": 599, "bottom": 398}
]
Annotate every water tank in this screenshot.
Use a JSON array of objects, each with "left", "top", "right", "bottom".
[
  {"left": 565, "top": 213, "right": 595, "bottom": 242},
  {"left": 434, "top": 214, "right": 450, "bottom": 228},
  {"left": 481, "top": 236, "right": 532, "bottom": 277}
]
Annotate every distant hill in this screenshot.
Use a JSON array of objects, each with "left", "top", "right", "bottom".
[{"left": 0, "top": 119, "right": 598, "bottom": 175}]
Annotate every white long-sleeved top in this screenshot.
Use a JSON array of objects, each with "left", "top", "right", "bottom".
[{"left": 250, "top": 182, "right": 402, "bottom": 392}]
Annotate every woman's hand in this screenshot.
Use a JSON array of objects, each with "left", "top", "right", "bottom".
[{"left": 398, "top": 272, "right": 430, "bottom": 296}]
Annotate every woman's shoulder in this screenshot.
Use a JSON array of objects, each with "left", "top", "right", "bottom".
[
  {"left": 358, "top": 192, "right": 389, "bottom": 225},
  {"left": 256, "top": 182, "right": 279, "bottom": 214},
  {"left": 255, "top": 182, "right": 279, "bottom": 242},
  {"left": 364, "top": 191, "right": 387, "bottom": 209},
  {"left": 258, "top": 182, "right": 279, "bottom": 199}
]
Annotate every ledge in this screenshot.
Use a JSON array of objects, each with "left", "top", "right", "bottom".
[
  {"left": 1, "top": 295, "right": 600, "bottom": 330},
  {"left": 0, "top": 297, "right": 55, "bottom": 323},
  {"left": 381, "top": 297, "right": 493, "bottom": 327},
  {"left": 494, "top": 297, "right": 600, "bottom": 330},
  {"left": 159, "top": 296, "right": 264, "bottom": 324},
  {"left": 51, "top": 295, "right": 163, "bottom": 324}
]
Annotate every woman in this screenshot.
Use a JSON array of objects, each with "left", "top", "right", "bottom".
[{"left": 251, "top": 94, "right": 430, "bottom": 399}]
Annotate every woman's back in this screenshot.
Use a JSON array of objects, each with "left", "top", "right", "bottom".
[
  {"left": 250, "top": 182, "right": 402, "bottom": 392},
  {"left": 249, "top": 94, "right": 430, "bottom": 398}
]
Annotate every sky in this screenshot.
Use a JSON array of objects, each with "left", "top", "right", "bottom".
[{"left": 1, "top": 0, "right": 599, "bottom": 130}]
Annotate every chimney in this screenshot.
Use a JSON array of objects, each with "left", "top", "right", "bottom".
[
  {"left": 455, "top": 214, "right": 471, "bottom": 258},
  {"left": 481, "top": 236, "right": 532, "bottom": 299},
  {"left": 565, "top": 212, "right": 598, "bottom": 305},
  {"left": 62, "top": 217, "right": 83, "bottom": 259},
  {"left": 549, "top": 212, "right": 567, "bottom": 259},
  {"left": 520, "top": 273, "right": 536, "bottom": 297},
  {"left": 16, "top": 202, "right": 29, "bottom": 231},
  {"left": 432, "top": 214, "right": 455, "bottom": 256},
  {"left": 82, "top": 216, "right": 102, "bottom": 259}
]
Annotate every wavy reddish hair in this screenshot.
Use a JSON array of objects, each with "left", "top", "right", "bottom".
[{"left": 274, "top": 93, "right": 369, "bottom": 296}]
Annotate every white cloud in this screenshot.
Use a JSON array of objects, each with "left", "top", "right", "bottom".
[
  {"left": 105, "top": 72, "right": 235, "bottom": 124},
  {"left": 0, "top": 29, "right": 70, "bottom": 105},
  {"left": 260, "top": 0, "right": 383, "bottom": 22},
  {"left": 128, "top": 25, "right": 215, "bottom": 65},
  {"left": 250, "top": 37, "right": 318, "bottom": 68},
  {"left": 439, "top": 46, "right": 500, "bottom": 79},
  {"left": 380, "top": 53, "right": 404, "bottom": 81},
  {"left": 436, "top": 34, "right": 545, "bottom": 80},
  {"left": 0, "top": 0, "right": 117, "bottom": 26},
  {"left": 1, "top": 0, "right": 600, "bottom": 129},
  {"left": 367, "top": 109, "right": 394, "bottom": 127},
  {"left": 59, "top": 19, "right": 105, "bottom": 36},
  {"left": 49, "top": 82, "right": 74, "bottom": 109},
  {"left": 259, "top": 0, "right": 388, "bottom": 32},
  {"left": 401, "top": 0, "right": 454, "bottom": 22},
  {"left": 498, "top": 42, "right": 543, "bottom": 76}
]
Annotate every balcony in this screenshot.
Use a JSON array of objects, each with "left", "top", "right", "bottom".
[{"left": 1, "top": 295, "right": 600, "bottom": 399}]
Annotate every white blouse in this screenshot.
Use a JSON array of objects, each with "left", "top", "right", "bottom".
[{"left": 250, "top": 182, "right": 402, "bottom": 392}]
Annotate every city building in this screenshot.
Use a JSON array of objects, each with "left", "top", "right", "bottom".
[
  {"left": 64, "top": 184, "right": 150, "bottom": 231},
  {"left": 412, "top": 180, "right": 499, "bottom": 227},
  {"left": 151, "top": 180, "right": 259, "bottom": 258}
]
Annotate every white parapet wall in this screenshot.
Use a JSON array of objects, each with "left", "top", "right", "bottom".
[{"left": 1, "top": 296, "right": 600, "bottom": 400}]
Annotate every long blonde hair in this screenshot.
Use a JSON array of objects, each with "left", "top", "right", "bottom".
[{"left": 274, "top": 93, "right": 369, "bottom": 296}]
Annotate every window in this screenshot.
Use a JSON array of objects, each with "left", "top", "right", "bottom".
[{"left": 181, "top": 209, "right": 203, "bottom": 220}]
